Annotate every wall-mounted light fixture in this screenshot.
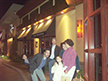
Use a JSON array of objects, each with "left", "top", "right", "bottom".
[
  {"left": 39, "top": 19, "right": 44, "bottom": 23},
  {"left": 61, "top": 8, "right": 68, "bottom": 14},
  {"left": 28, "top": 25, "right": 31, "bottom": 28},
  {"left": 46, "top": 16, "right": 52, "bottom": 20},
  {"left": 77, "top": 20, "right": 83, "bottom": 38}
]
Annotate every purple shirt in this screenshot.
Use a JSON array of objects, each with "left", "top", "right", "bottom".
[{"left": 62, "top": 47, "right": 77, "bottom": 71}]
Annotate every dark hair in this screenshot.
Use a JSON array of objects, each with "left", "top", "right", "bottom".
[
  {"left": 51, "top": 37, "right": 57, "bottom": 41},
  {"left": 65, "top": 39, "right": 74, "bottom": 46},
  {"left": 60, "top": 42, "right": 65, "bottom": 49},
  {"left": 44, "top": 48, "right": 50, "bottom": 52},
  {"left": 55, "top": 56, "right": 63, "bottom": 65}
]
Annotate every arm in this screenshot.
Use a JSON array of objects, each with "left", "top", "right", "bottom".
[
  {"left": 22, "top": 55, "right": 30, "bottom": 67},
  {"left": 76, "top": 55, "right": 81, "bottom": 70},
  {"left": 65, "top": 50, "right": 77, "bottom": 72},
  {"left": 22, "top": 55, "right": 29, "bottom": 64},
  {"left": 24, "top": 59, "right": 29, "bottom": 64},
  {"left": 51, "top": 62, "right": 58, "bottom": 73}
]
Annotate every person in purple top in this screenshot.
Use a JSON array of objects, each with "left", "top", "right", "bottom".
[
  {"left": 62, "top": 39, "right": 77, "bottom": 81},
  {"left": 59, "top": 42, "right": 81, "bottom": 79}
]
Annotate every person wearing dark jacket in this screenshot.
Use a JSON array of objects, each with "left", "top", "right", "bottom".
[
  {"left": 22, "top": 49, "right": 50, "bottom": 81},
  {"left": 49, "top": 37, "right": 61, "bottom": 81}
]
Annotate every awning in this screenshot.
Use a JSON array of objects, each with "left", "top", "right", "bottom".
[
  {"left": 32, "top": 18, "right": 55, "bottom": 37},
  {"left": 22, "top": 27, "right": 32, "bottom": 38},
  {"left": 17, "top": 30, "right": 26, "bottom": 40},
  {"left": 17, "top": 27, "right": 33, "bottom": 40}
]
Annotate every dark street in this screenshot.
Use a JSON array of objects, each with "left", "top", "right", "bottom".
[{"left": 0, "top": 59, "right": 23, "bottom": 81}]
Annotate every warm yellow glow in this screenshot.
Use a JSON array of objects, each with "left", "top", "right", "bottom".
[
  {"left": 28, "top": 25, "right": 31, "bottom": 28},
  {"left": 22, "top": 27, "right": 26, "bottom": 30},
  {"left": 77, "top": 28, "right": 81, "bottom": 33},
  {"left": 46, "top": 19, "right": 52, "bottom": 25},
  {"left": 34, "top": 23, "right": 36, "bottom": 25},
  {"left": 65, "top": 0, "right": 70, "bottom": 5},
  {"left": 34, "top": 38, "right": 39, "bottom": 55},
  {"left": 34, "top": 22, "right": 38, "bottom": 25},
  {"left": 18, "top": 30, "right": 26, "bottom": 39},
  {"left": 24, "top": 28, "right": 31, "bottom": 36},
  {"left": 38, "top": 23, "right": 44, "bottom": 28},
  {"left": 36, "top": 22, "right": 38, "bottom": 24},
  {"left": 34, "top": 25, "right": 38, "bottom": 30},
  {"left": 61, "top": 8, "right": 68, "bottom": 14},
  {"left": 7, "top": 53, "right": 9, "bottom": 56},
  {"left": 7, "top": 38, "right": 13, "bottom": 42},
  {"left": 46, "top": 16, "right": 52, "bottom": 20},
  {"left": 56, "top": 10, "right": 77, "bottom": 50},
  {"left": 39, "top": 19, "right": 44, "bottom": 23},
  {"left": 27, "top": 28, "right": 31, "bottom": 32},
  {"left": 63, "top": 8, "right": 68, "bottom": 12},
  {"left": 77, "top": 20, "right": 82, "bottom": 38},
  {"left": 61, "top": 11, "right": 64, "bottom": 14}
]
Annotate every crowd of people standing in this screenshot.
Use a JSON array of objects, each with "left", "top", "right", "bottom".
[{"left": 22, "top": 37, "right": 80, "bottom": 81}]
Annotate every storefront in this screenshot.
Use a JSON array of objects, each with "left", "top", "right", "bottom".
[
  {"left": 17, "top": 25, "right": 34, "bottom": 56},
  {"left": 32, "top": 16, "right": 55, "bottom": 54}
]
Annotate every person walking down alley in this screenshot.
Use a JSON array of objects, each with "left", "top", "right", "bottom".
[
  {"left": 49, "top": 37, "right": 61, "bottom": 81},
  {"left": 22, "top": 48, "right": 50, "bottom": 81}
]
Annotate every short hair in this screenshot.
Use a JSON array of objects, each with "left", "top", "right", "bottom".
[
  {"left": 51, "top": 37, "right": 57, "bottom": 41},
  {"left": 65, "top": 39, "right": 74, "bottom": 46},
  {"left": 44, "top": 48, "right": 50, "bottom": 52}
]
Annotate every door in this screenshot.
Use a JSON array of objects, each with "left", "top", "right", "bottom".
[
  {"left": 39, "top": 36, "right": 54, "bottom": 53},
  {"left": 105, "top": 7, "right": 108, "bottom": 80}
]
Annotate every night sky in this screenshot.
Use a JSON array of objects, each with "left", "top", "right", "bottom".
[{"left": 0, "top": 0, "right": 29, "bottom": 19}]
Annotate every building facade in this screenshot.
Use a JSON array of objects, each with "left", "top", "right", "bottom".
[
  {"left": 0, "top": 4, "right": 23, "bottom": 56},
  {"left": 14, "top": 0, "right": 108, "bottom": 80}
]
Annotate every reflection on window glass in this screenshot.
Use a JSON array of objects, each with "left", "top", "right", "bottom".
[
  {"left": 93, "top": 0, "right": 100, "bottom": 11},
  {"left": 95, "top": 54, "right": 102, "bottom": 81},
  {"left": 94, "top": 14, "right": 102, "bottom": 48}
]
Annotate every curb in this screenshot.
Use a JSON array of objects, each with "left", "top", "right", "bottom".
[{"left": 2, "top": 62, "right": 29, "bottom": 81}]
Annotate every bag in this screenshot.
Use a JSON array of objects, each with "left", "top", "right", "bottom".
[
  {"left": 72, "top": 73, "right": 84, "bottom": 81},
  {"left": 73, "top": 77, "right": 84, "bottom": 81},
  {"left": 61, "top": 76, "right": 71, "bottom": 81}
]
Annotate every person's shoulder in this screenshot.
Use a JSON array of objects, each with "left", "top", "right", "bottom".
[
  {"left": 34, "top": 53, "right": 43, "bottom": 57},
  {"left": 60, "top": 50, "right": 64, "bottom": 53}
]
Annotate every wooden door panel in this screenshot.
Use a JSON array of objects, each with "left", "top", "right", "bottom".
[{"left": 105, "top": 7, "right": 108, "bottom": 80}]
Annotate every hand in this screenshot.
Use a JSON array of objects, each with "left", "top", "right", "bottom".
[
  {"left": 22, "top": 55, "right": 27, "bottom": 60},
  {"left": 64, "top": 70, "right": 68, "bottom": 74},
  {"left": 76, "top": 70, "right": 80, "bottom": 73}
]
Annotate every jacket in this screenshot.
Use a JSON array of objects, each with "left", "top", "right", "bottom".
[
  {"left": 28, "top": 54, "right": 48, "bottom": 74},
  {"left": 49, "top": 45, "right": 61, "bottom": 60}
]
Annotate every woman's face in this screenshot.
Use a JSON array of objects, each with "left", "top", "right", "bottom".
[
  {"left": 62, "top": 44, "right": 67, "bottom": 50},
  {"left": 65, "top": 42, "right": 70, "bottom": 48},
  {"left": 56, "top": 56, "right": 62, "bottom": 63}
]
